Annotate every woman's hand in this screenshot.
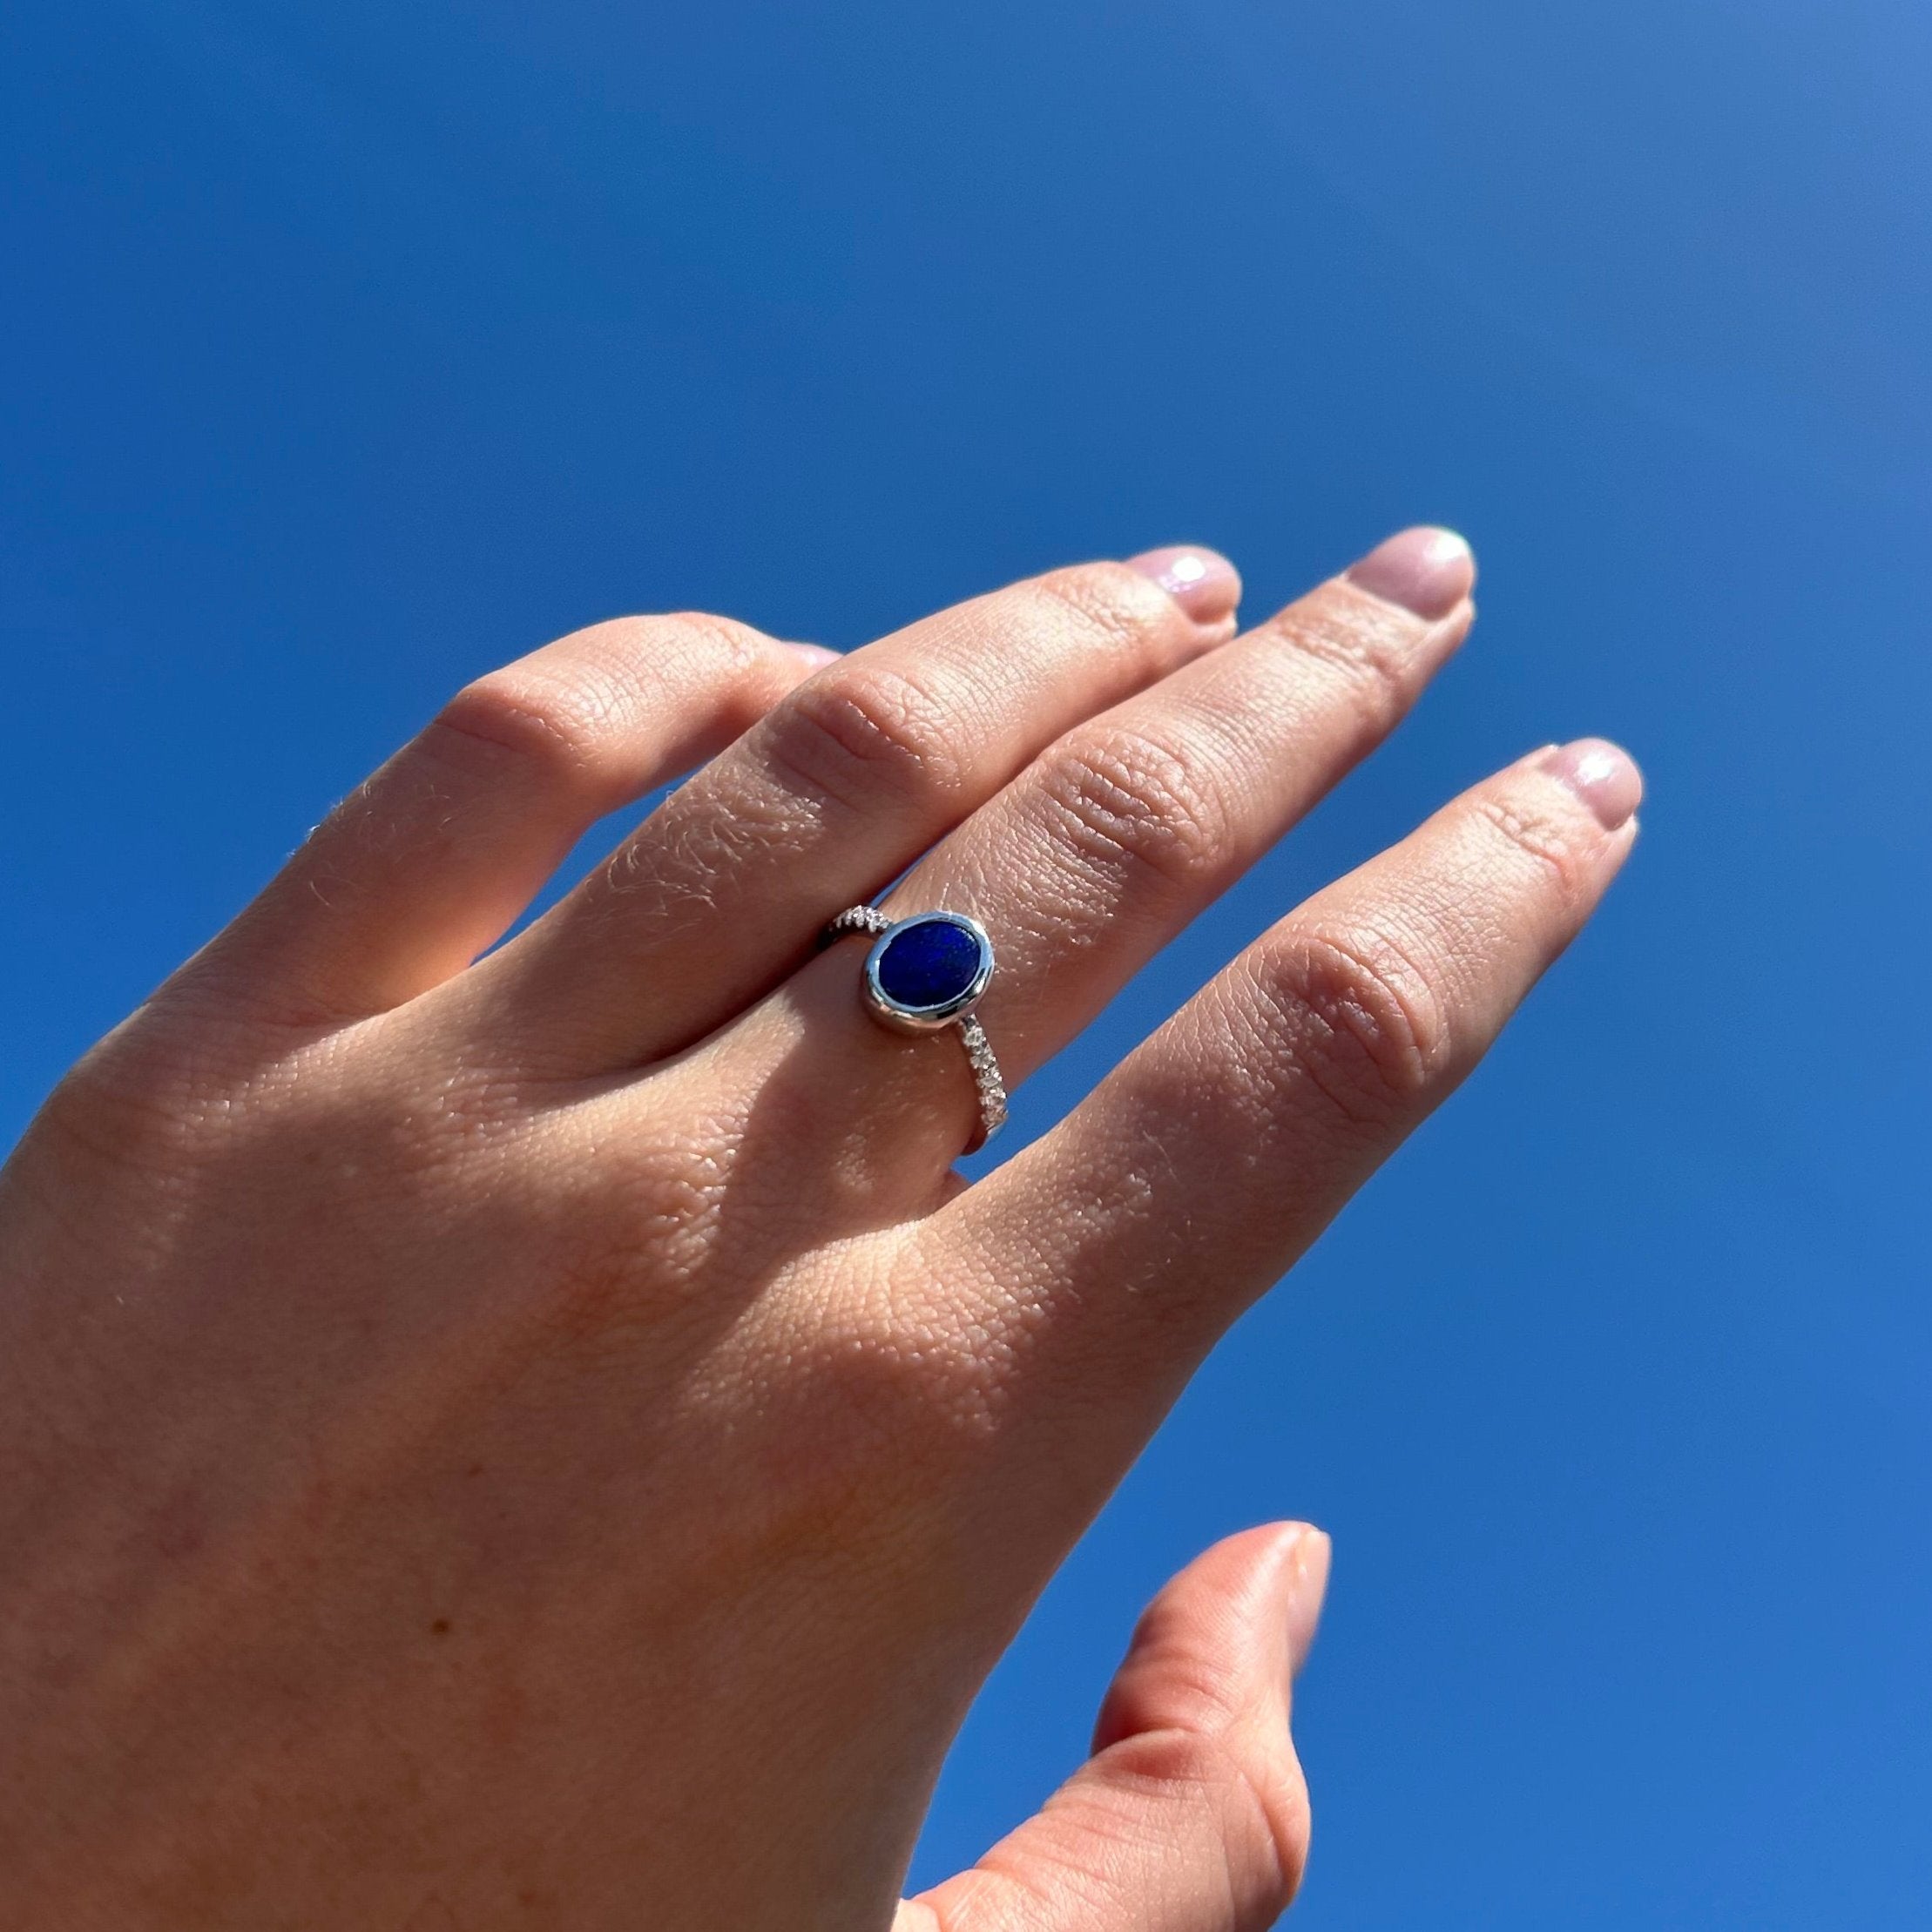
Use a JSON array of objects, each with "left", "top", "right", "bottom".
[{"left": 0, "top": 530, "right": 1638, "bottom": 1929}]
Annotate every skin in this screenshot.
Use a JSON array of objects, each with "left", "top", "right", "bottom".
[{"left": 0, "top": 528, "right": 1640, "bottom": 1930}]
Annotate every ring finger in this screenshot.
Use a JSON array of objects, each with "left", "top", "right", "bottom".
[{"left": 715, "top": 526, "right": 1477, "bottom": 1176}]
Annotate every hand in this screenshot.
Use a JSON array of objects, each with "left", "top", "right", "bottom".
[{"left": 0, "top": 530, "right": 1638, "bottom": 1929}]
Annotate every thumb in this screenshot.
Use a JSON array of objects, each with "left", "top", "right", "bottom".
[{"left": 899, "top": 1522, "right": 1331, "bottom": 1932}]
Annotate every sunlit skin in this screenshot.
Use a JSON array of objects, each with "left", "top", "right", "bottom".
[{"left": 0, "top": 529, "right": 1639, "bottom": 1929}]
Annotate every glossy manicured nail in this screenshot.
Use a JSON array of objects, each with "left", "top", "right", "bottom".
[
  {"left": 1346, "top": 526, "right": 1475, "bottom": 620},
  {"left": 1540, "top": 738, "right": 1644, "bottom": 830},
  {"left": 1285, "top": 1524, "right": 1332, "bottom": 1675},
  {"left": 784, "top": 642, "right": 842, "bottom": 669},
  {"left": 1126, "top": 545, "right": 1242, "bottom": 625}
]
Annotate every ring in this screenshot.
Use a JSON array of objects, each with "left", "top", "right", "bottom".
[{"left": 821, "top": 907, "right": 1009, "bottom": 1150}]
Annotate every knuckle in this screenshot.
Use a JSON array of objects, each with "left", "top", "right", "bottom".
[
  {"left": 532, "top": 1135, "right": 732, "bottom": 1340},
  {"left": 680, "top": 1311, "right": 1008, "bottom": 1547},
  {"left": 644, "top": 607, "right": 773, "bottom": 675},
  {"left": 429, "top": 612, "right": 787, "bottom": 806},
  {"left": 1240, "top": 1744, "right": 1314, "bottom": 1909},
  {"left": 760, "top": 663, "right": 967, "bottom": 816},
  {"left": 1105, "top": 1727, "right": 1312, "bottom": 1915},
  {"left": 1038, "top": 725, "right": 1230, "bottom": 893},
  {"left": 1024, "top": 564, "right": 1175, "bottom": 662},
  {"left": 805, "top": 1310, "right": 1004, "bottom": 1462},
  {"left": 1476, "top": 789, "right": 1593, "bottom": 899},
  {"left": 778, "top": 1253, "right": 1018, "bottom": 1483},
  {"left": 600, "top": 1132, "right": 731, "bottom": 1259},
  {"left": 631, "top": 610, "right": 787, "bottom": 706},
  {"left": 30, "top": 1016, "right": 388, "bottom": 1200},
  {"left": 34, "top": 1037, "right": 213, "bottom": 1181},
  {"left": 1253, "top": 923, "right": 1449, "bottom": 1128},
  {"left": 1270, "top": 583, "right": 1425, "bottom": 740},
  {"left": 430, "top": 664, "right": 618, "bottom": 801}
]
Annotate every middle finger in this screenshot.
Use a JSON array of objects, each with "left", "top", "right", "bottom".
[{"left": 732, "top": 526, "right": 1476, "bottom": 1174}]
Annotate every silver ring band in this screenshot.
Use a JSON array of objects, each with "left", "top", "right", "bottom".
[{"left": 821, "top": 906, "right": 1009, "bottom": 1150}]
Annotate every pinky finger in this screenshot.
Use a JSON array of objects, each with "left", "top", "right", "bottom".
[{"left": 178, "top": 616, "right": 833, "bottom": 1025}]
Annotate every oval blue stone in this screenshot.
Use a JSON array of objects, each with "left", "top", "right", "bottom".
[{"left": 876, "top": 917, "right": 984, "bottom": 1010}]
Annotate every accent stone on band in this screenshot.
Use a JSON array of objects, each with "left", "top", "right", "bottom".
[
  {"left": 957, "top": 1015, "right": 1009, "bottom": 1143},
  {"left": 875, "top": 917, "right": 984, "bottom": 1010},
  {"left": 821, "top": 905, "right": 892, "bottom": 942}
]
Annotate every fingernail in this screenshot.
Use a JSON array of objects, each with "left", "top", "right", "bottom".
[
  {"left": 1346, "top": 526, "right": 1475, "bottom": 620},
  {"left": 1125, "top": 545, "right": 1242, "bottom": 625},
  {"left": 784, "top": 641, "right": 841, "bottom": 669},
  {"left": 1539, "top": 737, "right": 1644, "bottom": 830},
  {"left": 1286, "top": 1525, "right": 1333, "bottom": 1674}
]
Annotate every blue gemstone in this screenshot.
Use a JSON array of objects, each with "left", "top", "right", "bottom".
[{"left": 876, "top": 917, "right": 984, "bottom": 1010}]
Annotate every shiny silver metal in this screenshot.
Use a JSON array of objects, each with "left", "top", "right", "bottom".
[{"left": 821, "top": 906, "right": 1008, "bottom": 1149}]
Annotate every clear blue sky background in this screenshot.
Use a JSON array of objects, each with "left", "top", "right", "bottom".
[{"left": 3, "top": 2, "right": 1929, "bottom": 1922}]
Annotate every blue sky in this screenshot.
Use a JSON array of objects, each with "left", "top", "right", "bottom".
[{"left": 3, "top": 1, "right": 1929, "bottom": 1922}]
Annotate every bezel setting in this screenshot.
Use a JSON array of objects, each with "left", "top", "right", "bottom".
[{"left": 861, "top": 911, "right": 996, "bottom": 1035}]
